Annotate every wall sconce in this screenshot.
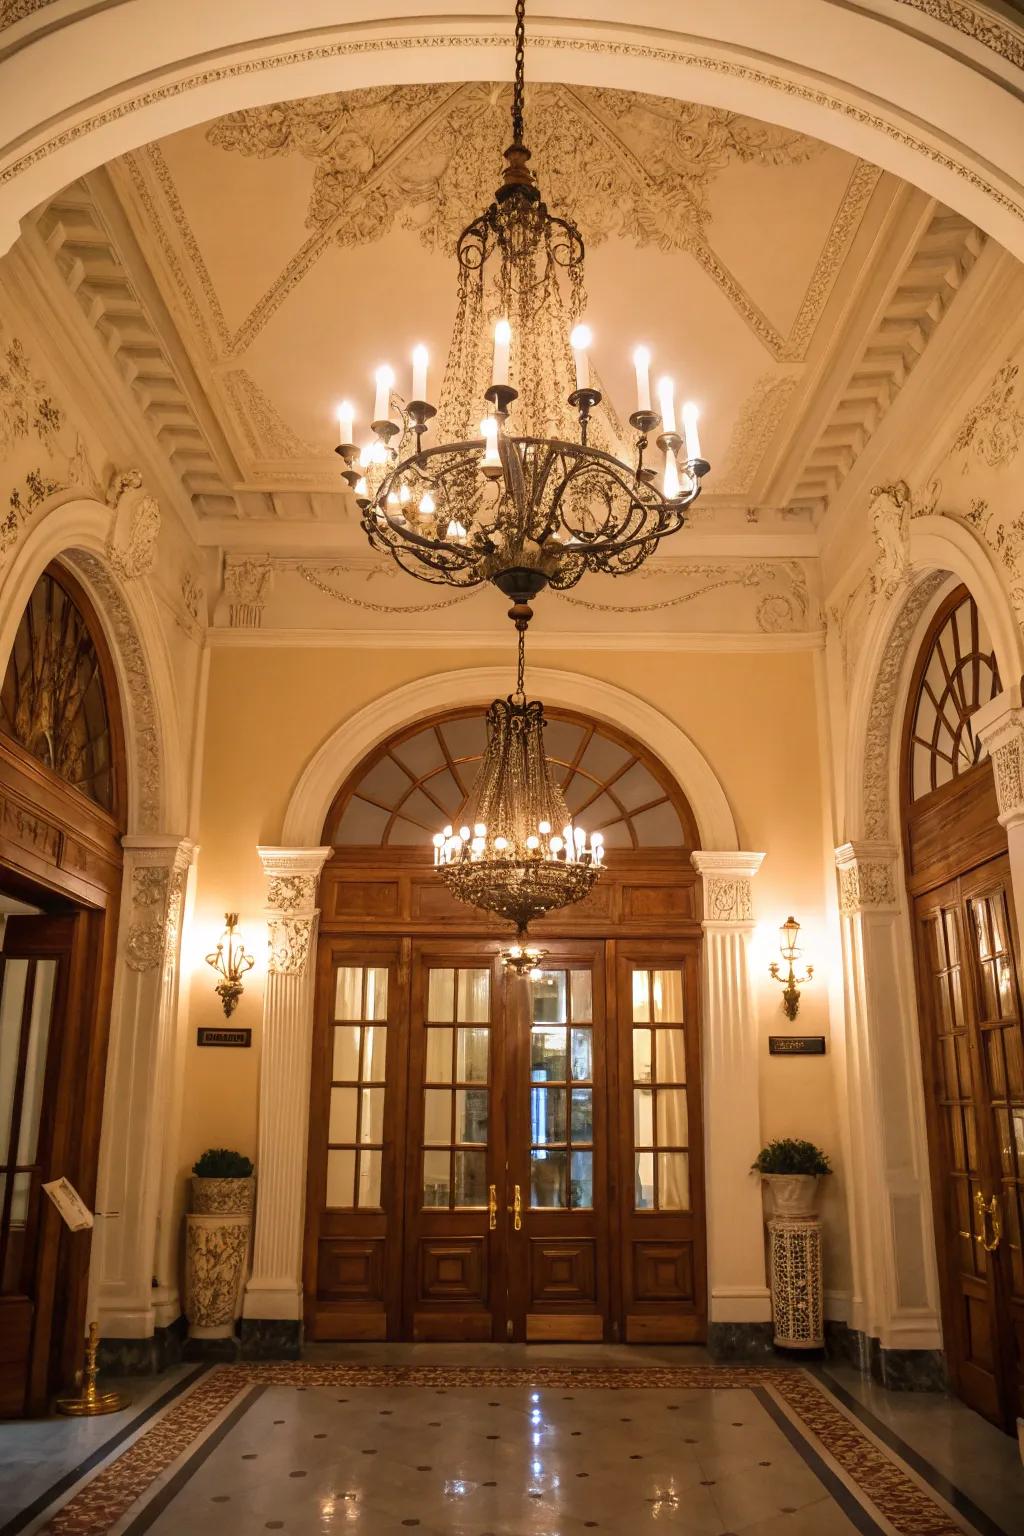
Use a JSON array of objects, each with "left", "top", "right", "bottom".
[
  {"left": 769, "top": 915, "right": 814, "bottom": 1020},
  {"left": 205, "top": 912, "right": 255, "bottom": 1016}
]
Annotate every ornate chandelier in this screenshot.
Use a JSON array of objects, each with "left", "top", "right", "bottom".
[
  {"left": 335, "top": 0, "right": 710, "bottom": 617},
  {"left": 432, "top": 622, "right": 604, "bottom": 950}
]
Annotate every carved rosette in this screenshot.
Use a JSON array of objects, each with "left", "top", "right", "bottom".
[
  {"left": 835, "top": 842, "right": 899, "bottom": 915},
  {"left": 259, "top": 847, "right": 332, "bottom": 979},
  {"left": 691, "top": 852, "right": 765, "bottom": 923},
  {"left": 123, "top": 841, "right": 195, "bottom": 973}
]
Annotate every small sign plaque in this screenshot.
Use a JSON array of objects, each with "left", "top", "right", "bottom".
[
  {"left": 197, "top": 1026, "right": 252, "bottom": 1049},
  {"left": 769, "top": 1035, "right": 826, "bottom": 1056},
  {"left": 43, "top": 1178, "right": 94, "bottom": 1231}
]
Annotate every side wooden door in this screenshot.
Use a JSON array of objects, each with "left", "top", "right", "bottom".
[
  {"left": 913, "top": 857, "right": 1024, "bottom": 1428},
  {"left": 614, "top": 942, "right": 707, "bottom": 1343},
  {"left": 506, "top": 942, "right": 612, "bottom": 1341},
  {"left": 402, "top": 945, "right": 509, "bottom": 1339},
  {"left": 0, "top": 913, "right": 75, "bottom": 1416},
  {"left": 304, "top": 938, "right": 407, "bottom": 1340}
]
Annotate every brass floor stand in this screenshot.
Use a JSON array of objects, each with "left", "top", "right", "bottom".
[{"left": 56, "top": 1322, "right": 129, "bottom": 1416}]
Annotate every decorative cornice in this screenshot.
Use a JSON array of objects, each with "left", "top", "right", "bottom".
[
  {"left": 973, "top": 685, "right": 1024, "bottom": 828},
  {"left": 259, "top": 845, "right": 330, "bottom": 978}
]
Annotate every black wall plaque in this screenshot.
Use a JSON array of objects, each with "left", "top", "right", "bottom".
[
  {"left": 769, "top": 1035, "right": 826, "bottom": 1056},
  {"left": 197, "top": 1026, "right": 252, "bottom": 1048}
]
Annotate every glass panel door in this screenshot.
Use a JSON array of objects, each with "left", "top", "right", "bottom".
[
  {"left": 507, "top": 942, "right": 609, "bottom": 1342},
  {"left": 616, "top": 944, "right": 706, "bottom": 1343},
  {"left": 403, "top": 947, "right": 507, "bottom": 1340}
]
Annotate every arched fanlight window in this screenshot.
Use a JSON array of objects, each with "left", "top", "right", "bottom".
[
  {"left": 907, "top": 587, "right": 1001, "bottom": 802},
  {"left": 327, "top": 709, "right": 697, "bottom": 850},
  {"left": 0, "top": 566, "right": 118, "bottom": 814}
]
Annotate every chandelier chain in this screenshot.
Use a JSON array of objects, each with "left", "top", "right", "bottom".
[
  {"left": 512, "top": 0, "right": 527, "bottom": 148},
  {"left": 515, "top": 624, "right": 526, "bottom": 702}
]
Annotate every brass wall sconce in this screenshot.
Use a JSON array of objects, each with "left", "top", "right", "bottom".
[
  {"left": 769, "top": 915, "right": 814, "bottom": 1020},
  {"left": 205, "top": 912, "right": 255, "bottom": 1017}
]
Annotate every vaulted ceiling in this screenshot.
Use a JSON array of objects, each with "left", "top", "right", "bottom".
[{"left": 26, "top": 81, "right": 985, "bottom": 548}]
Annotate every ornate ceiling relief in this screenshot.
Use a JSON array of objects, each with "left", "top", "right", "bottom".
[
  {"left": 201, "top": 82, "right": 868, "bottom": 364},
  {"left": 554, "top": 558, "right": 816, "bottom": 633},
  {"left": 716, "top": 372, "right": 799, "bottom": 494},
  {"left": 951, "top": 359, "right": 1024, "bottom": 473}
]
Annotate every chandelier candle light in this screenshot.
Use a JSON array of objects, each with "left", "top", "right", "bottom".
[
  {"left": 432, "top": 622, "right": 604, "bottom": 957},
  {"left": 335, "top": 0, "right": 710, "bottom": 623}
]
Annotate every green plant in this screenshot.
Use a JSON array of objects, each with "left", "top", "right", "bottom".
[
  {"left": 751, "top": 1138, "right": 832, "bottom": 1176},
  {"left": 192, "top": 1148, "right": 254, "bottom": 1179}
]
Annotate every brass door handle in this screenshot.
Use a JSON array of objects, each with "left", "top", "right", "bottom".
[
  {"left": 507, "top": 1183, "right": 522, "bottom": 1231},
  {"left": 488, "top": 1184, "right": 497, "bottom": 1231},
  {"left": 974, "top": 1189, "right": 1002, "bottom": 1252}
]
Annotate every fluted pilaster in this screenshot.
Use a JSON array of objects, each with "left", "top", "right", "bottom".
[{"left": 243, "top": 846, "right": 331, "bottom": 1322}]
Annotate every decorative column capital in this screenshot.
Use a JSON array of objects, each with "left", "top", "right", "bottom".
[
  {"left": 974, "top": 685, "right": 1024, "bottom": 829},
  {"left": 120, "top": 835, "right": 196, "bottom": 972},
  {"left": 834, "top": 840, "right": 899, "bottom": 915},
  {"left": 258, "top": 845, "right": 331, "bottom": 976},
  {"left": 691, "top": 851, "right": 765, "bottom": 923}
]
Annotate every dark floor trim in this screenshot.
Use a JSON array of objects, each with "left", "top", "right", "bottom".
[
  {"left": 0, "top": 1366, "right": 208, "bottom": 1536},
  {"left": 752, "top": 1386, "right": 886, "bottom": 1536},
  {"left": 121, "top": 1386, "right": 266, "bottom": 1534},
  {"left": 816, "top": 1369, "right": 1012, "bottom": 1536}
]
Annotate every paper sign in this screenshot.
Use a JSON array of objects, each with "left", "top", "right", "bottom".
[{"left": 42, "top": 1177, "right": 94, "bottom": 1231}]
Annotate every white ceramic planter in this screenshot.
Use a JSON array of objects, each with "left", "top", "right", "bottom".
[
  {"left": 185, "top": 1175, "right": 255, "bottom": 1339},
  {"left": 761, "top": 1173, "right": 820, "bottom": 1219}
]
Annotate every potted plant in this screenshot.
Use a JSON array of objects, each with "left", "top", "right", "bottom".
[
  {"left": 751, "top": 1137, "right": 832, "bottom": 1218},
  {"left": 191, "top": 1148, "right": 254, "bottom": 1216}
]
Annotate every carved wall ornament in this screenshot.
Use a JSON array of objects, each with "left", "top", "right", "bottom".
[
  {"left": 716, "top": 372, "right": 799, "bottom": 495},
  {"left": 861, "top": 571, "right": 948, "bottom": 841},
  {"left": 993, "top": 737, "right": 1024, "bottom": 821},
  {"left": 835, "top": 847, "right": 899, "bottom": 915},
  {"left": 702, "top": 876, "right": 754, "bottom": 922},
  {"left": 105, "top": 470, "right": 161, "bottom": 582},
  {"left": 952, "top": 359, "right": 1024, "bottom": 472},
  {"left": 266, "top": 873, "right": 318, "bottom": 913},
  {"left": 555, "top": 559, "right": 815, "bottom": 633},
  {"left": 67, "top": 551, "right": 163, "bottom": 832},
  {"left": 223, "top": 553, "right": 273, "bottom": 627},
  {"left": 297, "top": 563, "right": 477, "bottom": 615},
  {"left": 267, "top": 915, "right": 315, "bottom": 976},
  {"left": 869, "top": 481, "right": 912, "bottom": 602}
]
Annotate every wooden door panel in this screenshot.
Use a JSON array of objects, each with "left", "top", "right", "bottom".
[
  {"left": 507, "top": 945, "right": 611, "bottom": 1342},
  {"left": 615, "top": 944, "right": 707, "bottom": 1344}
]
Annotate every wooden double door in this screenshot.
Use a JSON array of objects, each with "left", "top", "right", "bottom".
[
  {"left": 913, "top": 854, "right": 1024, "bottom": 1430},
  {"left": 304, "top": 935, "right": 706, "bottom": 1343}
]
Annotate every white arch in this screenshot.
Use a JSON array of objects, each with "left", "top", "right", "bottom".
[
  {"left": 282, "top": 664, "right": 738, "bottom": 851},
  {"left": 845, "top": 513, "right": 1024, "bottom": 844},
  {"left": 0, "top": 3, "right": 1023, "bottom": 257},
  {"left": 0, "top": 495, "right": 185, "bottom": 833}
]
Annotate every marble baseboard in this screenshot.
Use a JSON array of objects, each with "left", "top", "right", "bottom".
[
  {"left": 239, "top": 1319, "right": 302, "bottom": 1359},
  {"left": 824, "top": 1321, "right": 947, "bottom": 1392},
  {"left": 98, "top": 1315, "right": 187, "bottom": 1376},
  {"left": 707, "top": 1322, "right": 776, "bottom": 1360},
  {"left": 182, "top": 1333, "right": 242, "bottom": 1363}
]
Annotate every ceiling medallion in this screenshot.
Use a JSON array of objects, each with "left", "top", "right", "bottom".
[
  {"left": 335, "top": 0, "right": 710, "bottom": 621},
  {"left": 432, "top": 615, "right": 603, "bottom": 955}
]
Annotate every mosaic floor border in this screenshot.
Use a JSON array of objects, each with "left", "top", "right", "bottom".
[{"left": 19, "top": 1363, "right": 1004, "bottom": 1536}]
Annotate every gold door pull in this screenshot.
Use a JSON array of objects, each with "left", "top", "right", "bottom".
[
  {"left": 507, "top": 1184, "right": 522, "bottom": 1231},
  {"left": 488, "top": 1184, "right": 497, "bottom": 1232},
  {"left": 974, "top": 1189, "right": 1002, "bottom": 1253}
]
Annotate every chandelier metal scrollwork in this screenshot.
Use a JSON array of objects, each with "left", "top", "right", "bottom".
[
  {"left": 432, "top": 621, "right": 604, "bottom": 951},
  {"left": 335, "top": 0, "right": 710, "bottom": 618}
]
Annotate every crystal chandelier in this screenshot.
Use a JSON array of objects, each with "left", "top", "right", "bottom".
[
  {"left": 335, "top": 0, "right": 710, "bottom": 619},
  {"left": 432, "top": 622, "right": 604, "bottom": 948}
]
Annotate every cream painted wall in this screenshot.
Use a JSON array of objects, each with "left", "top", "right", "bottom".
[{"left": 180, "top": 637, "right": 852, "bottom": 1297}]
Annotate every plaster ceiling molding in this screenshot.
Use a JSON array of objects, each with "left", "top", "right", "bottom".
[
  {"left": 554, "top": 558, "right": 816, "bottom": 633},
  {"left": 0, "top": 0, "right": 54, "bottom": 27},
  {"left": 715, "top": 371, "right": 800, "bottom": 496},
  {"left": 220, "top": 368, "right": 327, "bottom": 463},
  {"left": 786, "top": 205, "right": 984, "bottom": 516},
  {"left": 295, "top": 561, "right": 479, "bottom": 616},
  {"left": 31, "top": 180, "right": 240, "bottom": 520},
  {"left": 869, "top": 480, "right": 913, "bottom": 602},
  {"left": 894, "top": 0, "right": 1024, "bottom": 69},
  {"left": 178, "top": 568, "right": 206, "bottom": 639}
]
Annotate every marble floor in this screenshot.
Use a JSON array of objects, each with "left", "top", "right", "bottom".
[{"left": 0, "top": 1350, "right": 1020, "bottom": 1536}]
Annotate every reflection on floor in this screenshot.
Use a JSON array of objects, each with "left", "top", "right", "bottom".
[{"left": 0, "top": 1347, "right": 1020, "bottom": 1536}]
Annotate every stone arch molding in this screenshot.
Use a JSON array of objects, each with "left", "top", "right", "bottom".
[
  {"left": 282, "top": 665, "right": 739, "bottom": 853},
  {"left": 846, "top": 510, "right": 1024, "bottom": 846},
  {"left": 0, "top": 493, "right": 184, "bottom": 834},
  {"left": 1, "top": 2, "right": 1023, "bottom": 257}
]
